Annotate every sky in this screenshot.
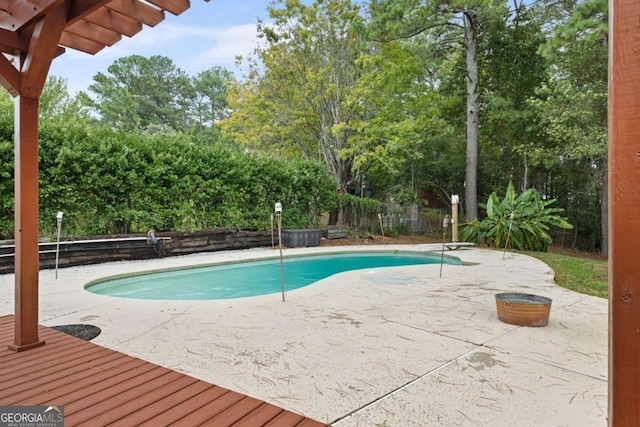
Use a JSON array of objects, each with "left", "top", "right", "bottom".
[{"left": 48, "top": 0, "right": 276, "bottom": 95}]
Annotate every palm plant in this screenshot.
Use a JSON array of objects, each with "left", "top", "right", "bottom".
[{"left": 460, "top": 182, "right": 573, "bottom": 251}]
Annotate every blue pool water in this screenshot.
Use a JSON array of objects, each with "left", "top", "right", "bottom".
[{"left": 86, "top": 251, "right": 462, "bottom": 300}]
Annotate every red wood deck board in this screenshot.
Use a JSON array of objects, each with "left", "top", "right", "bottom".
[
  {"left": 169, "top": 389, "right": 248, "bottom": 426},
  {"left": 0, "top": 325, "right": 71, "bottom": 344},
  {"left": 0, "top": 342, "right": 113, "bottom": 379},
  {"left": 262, "top": 411, "right": 306, "bottom": 426},
  {"left": 50, "top": 365, "right": 172, "bottom": 419},
  {"left": 231, "top": 402, "right": 285, "bottom": 426},
  {"left": 0, "top": 344, "right": 113, "bottom": 381},
  {"left": 73, "top": 374, "right": 200, "bottom": 426},
  {"left": 9, "top": 362, "right": 160, "bottom": 407},
  {"left": 204, "top": 396, "right": 265, "bottom": 425},
  {"left": 0, "top": 324, "right": 14, "bottom": 337},
  {"left": 2, "top": 354, "right": 142, "bottom": 404},
  {"left": 0, "top": 315, "right": 328, "bottom": 427},
  {"left": 0, "top": 349, "right": 126, "bottom": 396},
  {"left": 0, "top": 334, "right": 87, "bottom": 366},
  {"left": 0, "top": 338, "right": 87, "bottom": 368},
  {"left": 136, "top": 385, "right": 232, "bottom": 427},
  {"left": 104, "top": 380, "right": 216, "bottom": 426},
  {"left": 0, "top": 354, "right": 131, "bottom": 402}
]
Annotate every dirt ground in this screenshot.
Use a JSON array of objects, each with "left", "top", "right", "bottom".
[
  {"left": 320, "top": 234, "right": 439, "bottom": 247},
  {"left": 321, "top": 234, "right": 607, "bottom": 261}
]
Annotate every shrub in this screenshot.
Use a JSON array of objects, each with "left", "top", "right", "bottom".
[
  {"left": 460, "top": 182, "right": 573, "bottom": 252},
  {"left": 339, "top": 193, "right": 380, "bottom": 232},
  {"left": 1, "top": 124, "right": 338, "bottom": 238}
]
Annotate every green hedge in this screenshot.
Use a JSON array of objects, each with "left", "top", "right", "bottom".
[{"left": 0, "top": 123, "right": 337, "bottom": 239}]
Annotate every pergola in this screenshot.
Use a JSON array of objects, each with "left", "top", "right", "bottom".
[
  {"left": 608, "top": 0, "right": 640, "bottom": 424},
  {"left": 0, "top": 0, "right": 639, "bottom": 424},
  {"left": 0, "top": 0, "right": 200, "bottom": 352}
]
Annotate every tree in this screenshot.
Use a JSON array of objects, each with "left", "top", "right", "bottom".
[
  {"left": 341, "top": 38, "right": 464, "bottom": 203},
  {"left": 81, "top": 55, "right": 193, "bottom": 132},
  {"left": 528, "top": 0, "right": 608, "bottom": 254},
  {"left": 478, "top": 4, "right": 547, "bottom": 194},
  {"left": 223, "top": 0, "right": 369, "bottom": 189},
  {"left": 368, "top": 0, "right": 507, "bottom": 220},
  {"left": 38, "top": 76, "right": 91, "bottom": 123},
  {"left": 191, "top": 66, "right": 235, "bottom": 131}
]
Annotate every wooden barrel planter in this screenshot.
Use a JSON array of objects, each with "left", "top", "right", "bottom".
[{"left": 495, "top": 293, "right": 552, "bottom": 327}]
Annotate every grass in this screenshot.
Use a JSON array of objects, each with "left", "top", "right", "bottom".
[{"left": 523, "top": 250, "right": 608, "bottom": 299}]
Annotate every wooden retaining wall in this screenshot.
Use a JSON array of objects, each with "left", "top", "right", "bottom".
[{"left": 0, "top": 229, "right": 277, "bottom": 274}]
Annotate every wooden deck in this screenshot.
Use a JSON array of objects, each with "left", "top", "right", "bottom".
[{"left": 0, "top": 315, "right": 328, "bottom": 426}]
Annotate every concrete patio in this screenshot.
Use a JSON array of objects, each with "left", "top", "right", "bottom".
[{"left": 0, "top": 246, "right": 607, "bottom": 426}]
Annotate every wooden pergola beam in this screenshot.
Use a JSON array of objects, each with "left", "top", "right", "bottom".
[
  {"left": 2, "top": 0, "right": 206, "bottom": 354},
  {"left": 0, "top": 28, "right": 29, "bottom": 52},
  {"left": 608, "top": 0, "right": 640, "bottom": 423},
  {"left": 106, "top": 0, "right": 165, "bottom": 27},
  {"left": 66, "top": 0, "right": 112, "bottom": 24},
  {"left": 146, "top": 0, "right": 190, "bottom": 16},
  {"left": 0, "top": 0, "right": 64, "bottom": 31},
  {"left": 60, "top": 30, "right": 109, "bottom": 54},
  {"left": 65, "top": 18, "right": 122, "bottom": 46},
  {"left": 84, "top": 8, "right": 143, "bottom": 37},
  {"left": 0, "top": 53, "right": 20, "bottom": 97},
  {"left": 20, "top": 1, "right": 70, "bottom": 98}
]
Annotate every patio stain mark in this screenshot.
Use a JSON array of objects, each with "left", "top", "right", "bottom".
[
  {"left": 325, "top": 312, "right": 362, "bottom": 326},
  {"left": 490, "top": 383, "right": 515, "bottom": 395},
  {"left": 252, "top": 373, "right": 276, "bottom": 386},
  {"left": 464, "top": 351, "right": 509, "bottom": 371},
  {"left": 234, "top": 349, "right": 283, "bottom": 368},
  {"left": 276, "top": 374, "right": 299, "bottom": 384}
]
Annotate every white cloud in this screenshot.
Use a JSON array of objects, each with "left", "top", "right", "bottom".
[
  {"left": 49, "top": 2, "right": 273, "bottom": 94},
  {"left": 190, "top": 24, "right": 265, "bottom": 73}
]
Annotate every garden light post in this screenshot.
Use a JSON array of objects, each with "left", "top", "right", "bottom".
[
  {"left": 440, "top": 215, "right": 450, "bottom": 278},
  {"left": 451, "top": 195, "right": 459, "bottom": 242},
  {"left": 55, "top": 211, "right": 63, "bottom": 279},
  {"left": 275, "top": 202, "right": 285, "bottom": 302}
]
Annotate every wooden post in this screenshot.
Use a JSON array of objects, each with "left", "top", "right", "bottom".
[
  {"left": 8, "top": 95, "right": 44, "bottom": 352},
  {"left": 609, "top": 0, "right": 640, "bottom": 422}
]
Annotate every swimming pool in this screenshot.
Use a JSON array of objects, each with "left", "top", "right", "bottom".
[{"left": 85, "top": 251, "right": 462, "bottom": 300}]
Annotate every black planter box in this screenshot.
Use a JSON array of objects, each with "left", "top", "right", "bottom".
[{"left": 281, "top": 229, "right": 322, "bottom": 248}]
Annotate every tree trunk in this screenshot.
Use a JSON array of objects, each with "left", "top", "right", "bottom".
[
  {"left": 464, "top": 11, "right": 479, "bottom": 220},
  {"left": 522, "top": 151, "right": 528, "bottom": 191},
  {"left": 329, "top": 208, "right": 339, "bottom": 225}
]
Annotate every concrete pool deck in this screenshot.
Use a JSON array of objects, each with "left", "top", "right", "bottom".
[{"left": 0, "top": 246, "right": 607, "bottom": 426}]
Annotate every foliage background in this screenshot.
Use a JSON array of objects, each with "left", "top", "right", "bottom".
[
  {"left": 0, "top": 0, "right": 608, "bottom": 254},
  {"left": 0, "top": 108, "right": 337, "bottom": 239}
]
